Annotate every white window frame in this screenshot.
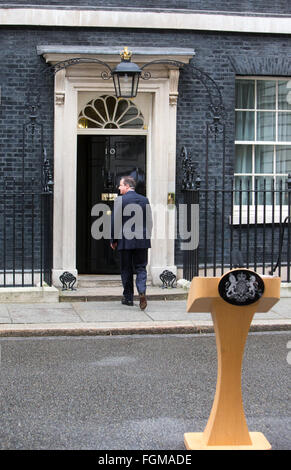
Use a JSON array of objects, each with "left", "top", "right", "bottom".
[{"left": 233, "top": 76, "right": 291, "bottom": 224}]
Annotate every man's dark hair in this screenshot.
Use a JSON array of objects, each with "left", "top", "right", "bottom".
[{"left": 122, "top": 176, "right": 136, "bottom": 188}]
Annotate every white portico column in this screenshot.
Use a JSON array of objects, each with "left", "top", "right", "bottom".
[
  {"left": 168, "top": 69, "right": 180, "bottom": 270},
  {"left": 52, "top": 72, "right": 78, "bottom": 286},
  {"left": 148, "top": 69, "right": 180, "bottom": 285}
]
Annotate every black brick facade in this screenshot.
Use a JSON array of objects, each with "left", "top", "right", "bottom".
[
  {"left": 0, "top": 4, "right": 290, "bottom": 273},
  {"left": 1, "top": 28, "right": 290, "bottom": 178}
]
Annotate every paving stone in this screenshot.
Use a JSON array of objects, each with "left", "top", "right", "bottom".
[{"left": 8, "top": 308, "right": 82, "bottom": 324}]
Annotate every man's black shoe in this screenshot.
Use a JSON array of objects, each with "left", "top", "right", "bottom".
[{"left": 121, "top": 298, "right": 134, "bottom": 306}]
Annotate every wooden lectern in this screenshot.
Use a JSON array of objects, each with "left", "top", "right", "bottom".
[{"left": 184, "top": 269, "right": 281, "bottom": 450}]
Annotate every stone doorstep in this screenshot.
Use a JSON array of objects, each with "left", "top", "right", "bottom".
[
  {"left": 0, "top": 286, "right": 59, "bottom": 303},
  {"left": 0, "top": 285, "right": 187, "bottom": 303},
  {"left": 77, "top": 275, "right": 152, "bottom": 288},
  {"left": 59, "top": 287, "right": 188, "bottom": 302}
]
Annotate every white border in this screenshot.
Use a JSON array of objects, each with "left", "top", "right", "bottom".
[{"left": 1, "top": 8, "right": 291, "bottom": 34}]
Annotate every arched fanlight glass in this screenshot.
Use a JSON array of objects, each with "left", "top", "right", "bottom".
[{"left": 78, "top": 95, "right": 145, "bottom": 129}]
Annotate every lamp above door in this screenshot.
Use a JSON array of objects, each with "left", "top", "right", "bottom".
[{"left": 112, "top": 47, "right": 142, "bottom": 98}]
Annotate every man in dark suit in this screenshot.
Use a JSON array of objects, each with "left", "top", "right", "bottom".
[{"left": 110, "top": 176, "right": 152, "bottom": 310}]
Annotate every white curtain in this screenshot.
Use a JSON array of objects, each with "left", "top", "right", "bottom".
[{"left": 235, "top": 80, "right": 255, "bottom": 140}]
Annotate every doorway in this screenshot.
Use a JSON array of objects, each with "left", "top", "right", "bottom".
[{"left": 76, "top": 135, "right": 146, "bottom": 274}]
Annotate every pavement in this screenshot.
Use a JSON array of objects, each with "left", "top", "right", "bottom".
[{"left": 0, "top": 285, "right": 290, "bottom": 337}]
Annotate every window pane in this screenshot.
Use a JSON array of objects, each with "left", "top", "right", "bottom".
[
  {"left": 255, "top": 176, "right": 273, "bottom": 205},
  {"left": 278, "top": 113, "right": 291, "bottom": 141},
  {"left": 278, "top": 80, "right": 291, "bottom": 110},
  {"left": 276, "top": 146, "right": 291, "bottom": 173},
  {"left": 235, "top": 79, "right": 255, "bottom": 109},
  {"left": 257, "top": 80, "right": 276, "bottom": 109},
  {"left": 235, "top": 111, "right": 255, "bottom": 140},
  {"left": 257, "top": 112, "right": 275, "bottom": 141},
  {"left": 235, "top": 145, "right": 252, "bottom": 173},
  {"left": 93, "top": 98, "right": 107, "bottom": 121},
  {"left": 234, "top": 176, "right": 252, "bottom": 205},
  {"left": 255, "top": 145, "right": 273, "bottom": 173},
  {"left": 106, "top": 96, "right": 117, "bottom": 120}
]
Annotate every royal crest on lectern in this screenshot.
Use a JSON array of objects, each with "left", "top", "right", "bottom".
[{"left": 218, "top": 269, "right": 265, "bottom": 306}]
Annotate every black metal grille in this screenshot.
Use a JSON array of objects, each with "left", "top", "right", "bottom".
[
  {"left": 0, "top": 179, "right": 53, "bottom": 287},
  {"left": 183, "top": 175, "right": 291, "bottom": 282},
  {"left": 0, "top": 78, "right": 54, "bottom": 287}
]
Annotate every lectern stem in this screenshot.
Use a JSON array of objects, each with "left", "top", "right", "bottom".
[{"left": 203, "top": 300, "right": 255, "bottom": 446}]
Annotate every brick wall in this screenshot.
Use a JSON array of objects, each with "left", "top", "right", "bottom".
[{"left": 0, "top": 25, "right": 290, "bottom": 270}]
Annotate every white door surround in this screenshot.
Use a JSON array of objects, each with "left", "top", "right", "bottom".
[{"left": 38, "top": 46, "right": 195, "bottom": 286}]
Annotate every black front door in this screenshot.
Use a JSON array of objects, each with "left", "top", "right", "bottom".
[{"left": 77, "top": 135, "right": 146, "bottom": 274}]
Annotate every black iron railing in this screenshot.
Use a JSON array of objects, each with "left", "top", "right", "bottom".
[
  {"left": 183, "top": 175, "right": 291, "bottom": 282},
  {"left": 0, "top": 66, "right": 54, "bottom": 288},
  {"left": 0, "top": 179, "right": 53, "bottom": 287}
]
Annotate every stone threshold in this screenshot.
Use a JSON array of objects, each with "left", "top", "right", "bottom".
[{"left": 0, "top": 286, "right": 59, "bottom": 303}]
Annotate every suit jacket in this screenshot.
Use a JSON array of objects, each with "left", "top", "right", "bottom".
[{"left": 111, "top": 190, "right": 152, "bottom": 250}]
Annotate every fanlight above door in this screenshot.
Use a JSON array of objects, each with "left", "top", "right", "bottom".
[{"left": 78, "top": 95, "right": 145, "bottom": 129}]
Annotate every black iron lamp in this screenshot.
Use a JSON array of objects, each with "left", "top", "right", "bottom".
[
  {"left": 112, "top": 47, "right": 142, "bottom": 98},
  {"left": 47, "top": 47, "right": 185, "bottom": 100}
]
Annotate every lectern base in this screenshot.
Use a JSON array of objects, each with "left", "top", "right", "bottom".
[{"left": 184, "top": 432, "right": 271, "bottom": 450}]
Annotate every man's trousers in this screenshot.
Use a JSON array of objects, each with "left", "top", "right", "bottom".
[{"left": 119, "top": 249, "right": 148, "bottom": 302}]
